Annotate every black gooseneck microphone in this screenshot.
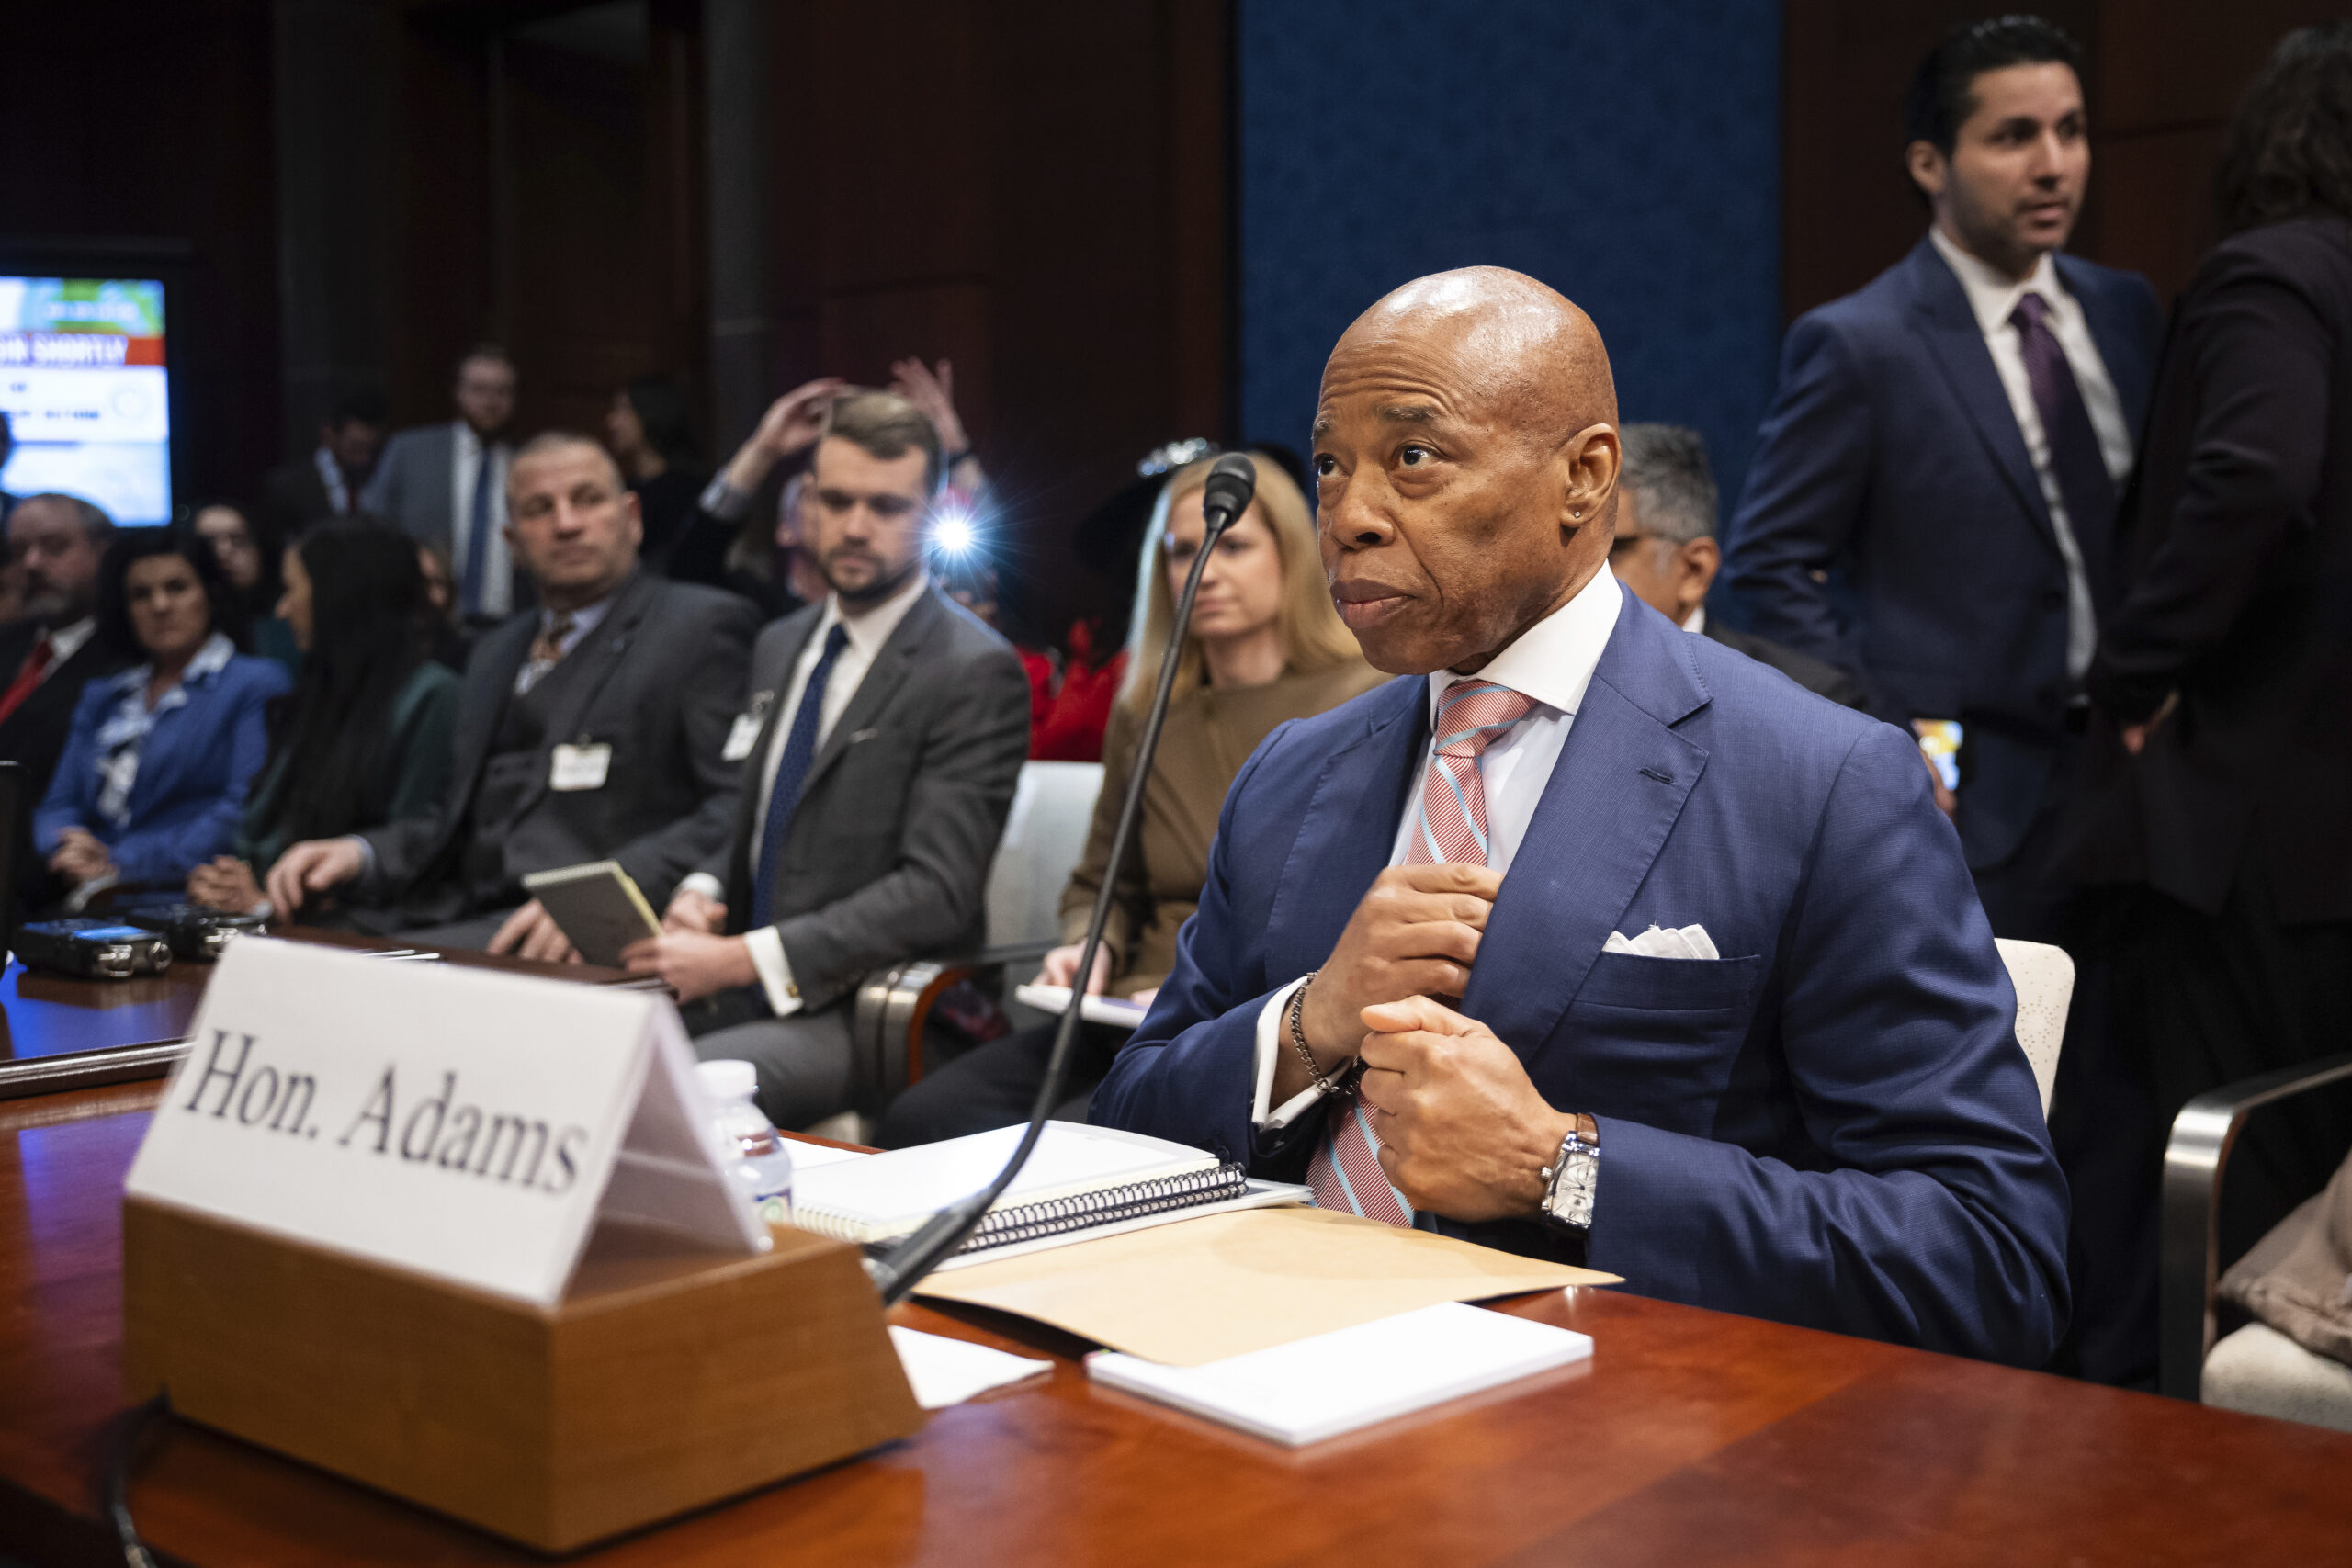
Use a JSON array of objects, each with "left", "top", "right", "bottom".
[{"left": 870, "top": 451, "right": 1260, "bottom": 1305}]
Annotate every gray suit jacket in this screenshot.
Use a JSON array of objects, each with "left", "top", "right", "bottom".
[
  {"left": 706, "top": 585, "right": 1030, "bottom": 1014},
  {"left": 362, "top": 422, "right": 528, "bottom": 613},
  {"left": 361, "top": 570, "right": 756, "bottom": 919}
]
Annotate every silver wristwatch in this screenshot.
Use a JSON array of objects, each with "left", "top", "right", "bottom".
[{"left": 1539, "top": 1116, "right": 1600, "bottom": 1234}]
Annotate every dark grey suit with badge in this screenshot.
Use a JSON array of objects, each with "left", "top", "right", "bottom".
[
  {"left": 690, "top": 583, "right": 1030, "bottom": 1129},
  {"left": 355, "top": 570, "right": 754, "bottom": 932}
]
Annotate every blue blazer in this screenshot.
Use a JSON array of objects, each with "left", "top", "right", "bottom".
[
  {"left": 1093, "top": 584, "right": 2070, "bottom": 1366},
  {"left": 1720, "top": 238, "right": 2161, "bottom": 868},
  {"left": 34, "top": 650, "right": 291, "bottom": 885}
]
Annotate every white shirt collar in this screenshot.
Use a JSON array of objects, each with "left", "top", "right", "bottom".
[
  {"left": 48, "top": 616, "right": 96, "bottom": 663},
  {"left": 1423, "top": 564, "right": 1623, "bottom": 723},
  {"left": 1680, "top": 604, "right": 1706, "bottom": 636},
  {"left": 1929, "top": 224, "right": 2069, "bottom": 338},
  {"left": 820, "top": 569, "right": 930, "bottom": 661}
]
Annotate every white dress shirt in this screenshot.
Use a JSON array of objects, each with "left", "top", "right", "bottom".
[
  {"left": 678, "top": 570, "right": 931, "bottom": 1015},
  {"left": 1250, "top": 565, "right": 1623, "bottom": 1131},
  {"left": 46, "top": 615, "right": 96, "bottom": 671},
  {"left": 450, "top": 423, "right": 514, "bottom": 619},
  {"left": 1928, "top": 226, "right": 2132, "bottom": 682},
  {"left": 313, "top": 446, "right": 352, "bottom": 515}
]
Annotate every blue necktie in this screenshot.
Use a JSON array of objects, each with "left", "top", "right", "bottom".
[
  {"left": 462, "top": 447, "right": 494, "bottom": 617},
  {"left": 751, "top": 624, "right": 850, "bottom": 928}
]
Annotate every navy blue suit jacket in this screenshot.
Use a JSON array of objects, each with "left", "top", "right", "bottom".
[
  {"left": 1092, "top": 584, "right": 2070, "bottom": 1366},
  {"left": 1720, "top": 238, "right": 2161, "bottom": 868},
  {"left": 34, "top": 652, "right": 290, "bottom": 885}
]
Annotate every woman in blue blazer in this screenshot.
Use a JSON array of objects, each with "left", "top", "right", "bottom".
[{"left": 35, "top": 528, "right": 291, "bottom": 892}]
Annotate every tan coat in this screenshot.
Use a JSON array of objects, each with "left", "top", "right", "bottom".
[{"left": 1060, "top": 660, "right": 1388, "bottom": 995}]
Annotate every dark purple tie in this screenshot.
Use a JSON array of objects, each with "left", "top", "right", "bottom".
[{"left": 2009, "top": 291, "right": 2117, "bottom": 611}]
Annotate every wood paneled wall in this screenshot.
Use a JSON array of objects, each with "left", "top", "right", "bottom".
[
  {"left": 0, "top": 0, "right": 282, "bottom": 512},
  {"left": 1783, "top": 1, "right": 2344, "bottom": 321}
]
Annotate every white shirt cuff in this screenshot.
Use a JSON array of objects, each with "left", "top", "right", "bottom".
[
  {"left": 1251, "top": 976, "right": 1340, "bottom": 1132},
  {"left": 676, "top": 871, "right": 725, "bottom": 904},
  {"left": 698, "top": 473, "right": 753, "bottom": 522},
  {"left": 744, "top": 924, "right": 802, "bottom": 1017}
]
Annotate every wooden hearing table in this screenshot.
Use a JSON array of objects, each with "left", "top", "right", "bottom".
[
  {"left": 3, "top": 948, "right": 2351, "bottom": 1562},
  {"left": 0, "top": 925, "right": 651, "bottom": 1100}
]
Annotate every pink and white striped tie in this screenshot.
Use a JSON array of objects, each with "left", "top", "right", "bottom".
[{"left": 1306, "top": 679, "right": 1535, "bottom": 1225}]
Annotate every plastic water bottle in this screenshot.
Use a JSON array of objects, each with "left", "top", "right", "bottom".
[{"left": 695, "top": 1059, "right": 794, "bottom": 1227}]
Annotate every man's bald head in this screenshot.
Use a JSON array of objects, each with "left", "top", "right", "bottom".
[
  {"left": 1332, "top": 266, "right": 1618, "bottom": 441},
  {"left": 1313, "top": 266, "right": 1623, "bottom": 675}
]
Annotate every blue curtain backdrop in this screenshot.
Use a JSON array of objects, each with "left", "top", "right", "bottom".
[{"left": 1237, "top": 0, "right": 1781, "bottom": 513}]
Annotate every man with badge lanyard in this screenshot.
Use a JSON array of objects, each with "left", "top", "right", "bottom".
[{"left": 265, "top": 433, "right": 756, "bottom": 953}]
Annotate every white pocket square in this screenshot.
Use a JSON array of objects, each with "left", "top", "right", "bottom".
[{"left": 1604, "top": 923, "right": 1721, "bottom": 960}]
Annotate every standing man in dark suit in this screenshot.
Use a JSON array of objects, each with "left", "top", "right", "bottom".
[
  {"left": 363, "top": 345, "right": 523, "bottom": 627},
  {"left": 0, "top": 493, "right": 130, "bottom": 908},
  {"left": 261, "top": 385, "right": 387, "bottom": 547},
  {"left": 266, "top": 433, "right": 755, "bottom": 955},
  {"left": 1721, "top": 16, "right": 2162, "bottom": 942},
  {"left": 1610, "top": 423, "right": 1864, "bottom": 708},
  {"left": 621, "top": 392, "right": 1030, "bottom": 1132},
  {"left": 1093, "top": 267, "right": 2067, "bottom": 1363},
  {"left": 2063, "top": 24, "right": 2352, "bottom": 1386}
]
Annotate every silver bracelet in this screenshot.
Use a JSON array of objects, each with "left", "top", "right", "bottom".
[{"left": 1286, "top": 972, "right": 1354, "bottom": 1096}]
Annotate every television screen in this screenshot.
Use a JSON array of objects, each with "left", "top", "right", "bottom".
[{"left": 0, "top": 276, "right": 171, "bottom": 525}]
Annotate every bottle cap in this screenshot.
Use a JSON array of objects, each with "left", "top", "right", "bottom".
[{"left": 695, "top": 1058, "right": 759, "bottom": 1103}]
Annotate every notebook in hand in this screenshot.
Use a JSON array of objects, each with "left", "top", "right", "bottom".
[
  {"left": 793, "top": 1122, "right": 1247, "bottom": 1254},
  {"left": 519, "top": 861, "right": 663, "bottom": 967}
]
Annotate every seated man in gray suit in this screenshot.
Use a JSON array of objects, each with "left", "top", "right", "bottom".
[
  {"left": 267, "top": 432, "right": 756, "bottom": 954},
  {"left": 620, "top": 391, "right": 1030, "bottom": 1130},
  {"left": 362, "top": 344, "right": 524, "bottom": 626}
]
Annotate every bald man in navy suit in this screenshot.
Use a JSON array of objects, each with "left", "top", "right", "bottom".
[{"left": 1093, "top": 267, "right": 2068, "bottom": 1365}]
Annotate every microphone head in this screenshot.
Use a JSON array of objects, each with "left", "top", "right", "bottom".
[{"left": 1198, "top": 452, "right": 1258, "bottom": 530}]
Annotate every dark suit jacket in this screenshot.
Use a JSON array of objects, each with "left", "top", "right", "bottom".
[
  {"left": 1722, "top": 237, "right": 2162, "bottom": 868},
  {"left": 260, "top": 454, "right": 341, "bottom": 547},
  {"left": 704, "top": 584, "right": 1031, "bottom": 1015},
  {"left": 1702, "top": 618, "right": 1865, "bottom": 708},
  {"left": 0, "top": 623, "right": 134, "bottom": 906},
  {"left": 2076, "top": 218, "right": 2352, "bottom": 924},
  {"left": 361, "top": 423, "right": 530, "bottom": 613},
  {"left": 35, "top": 650, "right": 292, "bottom": 884},
  {"left": 359, "top": 570, "right": 754, "bottom": 919},
  {"left": 0, "top": 622, "right": 133, "bottom": 804},
  {"left": 1093, "top": 582, "right": 2069, "bottom": 1365}
]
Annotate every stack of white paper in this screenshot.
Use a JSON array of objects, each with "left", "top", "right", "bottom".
[{"left": 1085, "top": 1301, "right": 1590, "bottom": 1445}]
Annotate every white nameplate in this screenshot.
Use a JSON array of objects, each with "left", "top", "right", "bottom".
[{"left": 124, "top": 939, "right": 767, "bottom": 1307}]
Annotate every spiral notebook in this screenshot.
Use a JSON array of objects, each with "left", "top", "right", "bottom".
[{"left": 791, "top": 1122, "right": 1295, "bottom": 1259}]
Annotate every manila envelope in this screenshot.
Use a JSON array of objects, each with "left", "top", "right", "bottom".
[{"left": 914, "top": 1205, "right": 1617, "bottom": 1365}]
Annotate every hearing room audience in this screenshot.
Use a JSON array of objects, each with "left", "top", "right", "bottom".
[
  {"left": 187, "top": 522, "right": 459, "bottom": 919},
  {"left": 33, "top": 529, "right": 290, "bottom": 892},
  {"left": 263, "top": 433, "right": 754, "bottom": 956},
  {"left": 880, "top": 451, "right": 1382, "bottom": 1145}
]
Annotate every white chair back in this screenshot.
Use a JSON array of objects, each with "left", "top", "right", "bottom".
[
  {"left": 985, "top": 761, "right": 1106, "bottom": 946},
  {"left": 1996, "top": 938, "right": 2073, "bottom": 1120}
]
